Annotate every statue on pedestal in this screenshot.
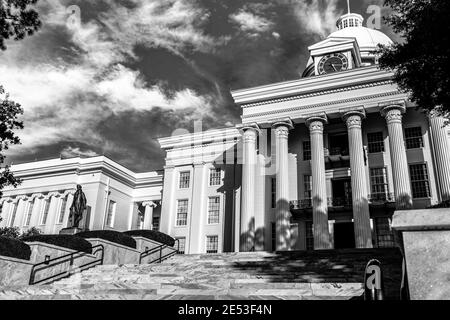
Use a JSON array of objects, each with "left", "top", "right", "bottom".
[{"left": 68, "top": 184, "right": 87, "bottom": 228}]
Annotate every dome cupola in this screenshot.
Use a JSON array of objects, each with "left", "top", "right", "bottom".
[{"left": 302, "top": 5, "right": 393, "bottom": 77}]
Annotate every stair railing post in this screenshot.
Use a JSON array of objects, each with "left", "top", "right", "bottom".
[{"left": 159, "top": 246, "right": 163, "bottom": 263}]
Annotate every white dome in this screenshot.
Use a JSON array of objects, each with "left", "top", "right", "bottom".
[{"left": 327, "top": 27, "right": 393, "bottom": 51}]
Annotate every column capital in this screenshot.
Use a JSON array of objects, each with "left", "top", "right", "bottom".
[
  {"left": 305, "top": 113, "right": 328, "bottom": 133},
  {"left": 237, "top": 123, "right": 261, "bottom": 134},
  {"left": 48, "top": 191, "right": 62, "bottom": 198},
  {"left": 341, "top": 109, "right": 366, "bottom": 129},
  {"left": 142, "top": 201, "right": 157, "bottom": 208},
  {"left": 380, "top": 100, "right": 406, "bottom": 122},
  {"left": 271, "top": 118, "right": 294, "bottom": 130}
]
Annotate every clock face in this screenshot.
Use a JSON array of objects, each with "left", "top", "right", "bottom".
[{"left": 318, "top": 53, "right": 349, "bottom": 75}]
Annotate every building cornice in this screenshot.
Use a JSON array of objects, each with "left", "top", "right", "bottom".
[
  {"left": 241, "top": 90, "right": 406, "bottom": 123},
  {"left": 8, "top": 156, "right": 163, "bottom": 190},
  {"left": 231, "top": 66, "right": 395, "bottom": 106}
]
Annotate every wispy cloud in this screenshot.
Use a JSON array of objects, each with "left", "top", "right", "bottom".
[
  {"left": 230, "top": 8, "right": 274, "bottom": 38},
  {"left": 290, "top": 0, "right": 343, "bottom": 38},
  {"left": 0, "top": 0, "right": 224, "bottom": 161},
  {"left": 60, "top": 146, "right": 98, "bottom": 158}
]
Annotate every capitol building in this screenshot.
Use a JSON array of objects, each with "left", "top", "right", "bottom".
[{"left": 1, "top": 12, "right": 450, "bottom": 255}]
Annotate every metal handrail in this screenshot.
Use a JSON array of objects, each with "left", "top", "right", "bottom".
[
  {"left": 139, "top": 239, "right": 180, "bottom": 264},
  {"left": 29, "top": 244, "right": 104, "bottom": 285}
]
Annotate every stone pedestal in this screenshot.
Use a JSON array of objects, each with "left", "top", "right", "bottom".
[
  {"left": 59, "top": 227, "right": 84, "bottom": 235},
  {"left": 392, "top": 208, "right": 450, "bottom": 300}
]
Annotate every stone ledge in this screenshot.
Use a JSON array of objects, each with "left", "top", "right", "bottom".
[{"left": 391, "top": 208, "right": 450, "bottom": 231}]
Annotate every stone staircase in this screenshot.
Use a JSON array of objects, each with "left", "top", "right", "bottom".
[{"left": 0, "top": 248, "right": 403, "bottom": 300}]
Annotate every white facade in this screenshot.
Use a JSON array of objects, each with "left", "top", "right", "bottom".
[
  {"left": 0, "top": 156, "right": 163, "bottom": 234},
  {"left": 2, "top": 12, "right": 450, "bottom": 255},
  {"left": 158, "top": 12, "right": 450, "bottom": 254}
]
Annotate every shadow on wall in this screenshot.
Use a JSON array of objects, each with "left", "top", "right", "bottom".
[
  {"left": 275, "top": 199, "right": 291, "bottom": 251},
  {"left": 238, "top": 217, "right": 266, "bottom": 252},
  {"left": 228, "top": 248, "right": 404, "bottom": 300}
]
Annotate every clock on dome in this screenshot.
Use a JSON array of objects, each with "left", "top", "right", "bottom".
[{"left": 318, "top": 53, "right": 348, "bottom": 75}]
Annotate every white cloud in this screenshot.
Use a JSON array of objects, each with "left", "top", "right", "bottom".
[
  {"left": 60, "top": 146, "right": 99, "bottom": 158},
  {"left": 0, "top": 0, "right": 223, "bottom": 157},
  {"left": 292, "top": 0, "right": 343, "bottom": 37},
  {"left": 230, "top": 9, "right": 274, "bottom": 37}
]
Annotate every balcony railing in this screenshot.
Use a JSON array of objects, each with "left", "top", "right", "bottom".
[
  {"left": 290, "top": 193, "right": 395, "bottom": 211},
  {"left": 368, "top": 193, "right": 395, "bottom": 203},
  {"left": 329, "top": 147, "right": 349, "bottom": 156}
]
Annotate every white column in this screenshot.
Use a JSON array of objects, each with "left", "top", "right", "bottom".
[
  {"left": 160, "top": 166, "right": 176, "bottom": 234},
  {"left": 381, "top": 102, "right": 413, "bottom": 209},
  {"left": 64, "top": 193, "right": 74, "bottom": 228},
  {"left": 306, "top": 115, "right": 331, "bottom": 250},
  {"left": 428, "top": 111, "right": 450, "bottom": 201},
  {"left": 240, "top": 126, "right": 258, "bottom": 251},
  {"left": 47, "top": 192, "right": 61, "bottom": 234},
  {"left": 343, "top": 109, "right": 373, "bottom": 248},
  {"left": 273, "top": 121, "right": 293, "bottom": 251},
  {"left": 142, "top": 201, "right": 156, "bottom": 230}
]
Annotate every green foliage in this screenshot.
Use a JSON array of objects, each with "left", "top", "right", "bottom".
[
  {"left": 0, "top": 86, "right": 23, "bottom": 199},
  {"left": 76, "top": 230, "right": 137, "bottom": 249},
  {"left": 124, "top": 230, "right": 175, "bottom": 247},
  {"left": 19, "top": 227, "right": 41, "bottom": 239},
  {"left": 21, "top": 234, "right": 93, "bottom": 254},
  {"left": 0, "top": 226, "right": 20, "bottom": 238},
  {"left": 0, "top": 0, "right": 41, "bottom": 50},
  {"left": 0, "top": 236, "right": 31, "bottom": 260},
  {"left": 1, "top": 0, "right": 40, "bottom": 198},
  {"left": 379, "top": 0, "right": 450, "bottom": 116}
]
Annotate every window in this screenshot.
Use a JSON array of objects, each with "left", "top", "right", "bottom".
[
  {"left": 306, "top": 221, "right": 314, "bottom": 251},
  {"left": 24, "top": 200, "right": 35, "bottom": 227},
  {"left": 9, "top": 203, "right": 18, "bottom": 227},
  {"left": 271, "top": 178, "right": 276, "bottom": 208},
  {"left": 375, "top": 218, "right": 395, "bottom": 248},
  {"left": 303, "top": 141, "right": 311, "bottom": 161},
  {"left": 410, "top": 164, "right": 431, "bottom": 198},
  {"left": 207, "top": 197, "right": 220, "bottom": 224},
  {"left": 177, "top": 237, "right": 186, "bottom": 254},
  {"left": 176, "top": 200, "right": 189, "bottom": 226},
  {"left": 106, "top": 200, "right": 116, "bottom": 228},
  {"left": 367, "top": 132, "right": 385, "bottom": 153},
  {"left": 271, "top": 223, "right": 276, "bottom": 252},
  {"left": 41, "top": 199, "right": 50, "bottom": 225},
  {"left": 370, "top": 168, "right": 389, "bottom": 200},
  {"left": 304, "top": 175, "right": 312, "bottom": 201},
  {"left": 152, "top": 216, "right": 160, "bottom": 231},
  {"left": 405, "top": 127, "right": 423, "bottom": 149},
  {"left": 58, "top": 196, "right": 68, "bottom": 224},
  {"left": 209, "top": 168, "right": 221, "bottom": 186},
  {"left": 179, "top": 171, "right": 190, "bottom": 189},
  {"left": 206, "top": 235, "right": 218, "bottom": 254}
]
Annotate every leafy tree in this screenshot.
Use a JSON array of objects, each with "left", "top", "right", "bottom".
[
  {"left": 0, "top": 86, "right": 24, "bottom": 199},
  {"left": 379, "top": 0, "right": 450, "bottom": 117},
  {"left": 20, "top": 226, "right": 42, "bottom": 239},
  {"left": 0, "top": 226, "right": 20, "bottom": 238},
  {"left": 1, "top": 0, "right": 41, "bottom": 200},
  {"left": 0, "top": 0, "right": 41, "bottom": 50}
]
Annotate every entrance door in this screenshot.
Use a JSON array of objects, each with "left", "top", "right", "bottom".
[{"left": 334, "top": 222, "right": 355, "bottom": 249}]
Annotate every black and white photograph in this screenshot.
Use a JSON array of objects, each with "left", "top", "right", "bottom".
[{"left": 0, "top": 0, "right": 450, "bottom": 309}]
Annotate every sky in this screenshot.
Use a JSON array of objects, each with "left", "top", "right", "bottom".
[{"left": 0, "top": 0, "right": 398, "bottom": 172}]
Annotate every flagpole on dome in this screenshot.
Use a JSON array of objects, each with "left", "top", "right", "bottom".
[{"left": 347, "top": 0, "right": 351, "bottom": 15}]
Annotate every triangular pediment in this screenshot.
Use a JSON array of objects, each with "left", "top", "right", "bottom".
[{"left": 308, "top": 36, "right": 359, "bottom": 52}]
